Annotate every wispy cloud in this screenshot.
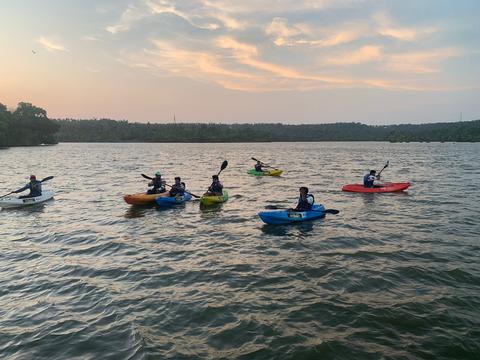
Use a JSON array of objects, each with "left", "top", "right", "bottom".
[
  {"left": 374, "top": 12, "right": 437, "bottom": 41},
  {"left": 266, "top": 17, "right": 361, "bottom": 47},
  {"left": 106, "top": 3, "right": 147, "bottom": 33},
  {"left": 37, "top": 37, "right": 67, "bottom": 52},
  {"left": 112, "top": 0, "right": 470, "bottom": 92},
  {"left": 385, "top": 48, "right": 462, "bottom": 73},
  {"left": 83, "top": 35, "right": 101, "bottom": 41},
  {"left": 326, "top": 46, "right": 382, "bottom": 65}
]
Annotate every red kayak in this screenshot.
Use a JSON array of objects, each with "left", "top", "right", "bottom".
[{"left": 342, "top": 182, "right": 411, "bottom": 193}]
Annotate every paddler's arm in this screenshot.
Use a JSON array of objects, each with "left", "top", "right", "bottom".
[{"left": 13, "top": 184, "right": 29, "bottom": 193}]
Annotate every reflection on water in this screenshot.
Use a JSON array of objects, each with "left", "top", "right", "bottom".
[
  {"left": 261, "top": 220, "right": 316, "bottom": 237},
  {"left": 1, "top": 200, "right": 51, "bottom": 213},
  {"left": 1, "top": 142, "right": 479, "bottom": 360},
  {"left": 199, "top": 202, "right": 225, "bottom": 215},
  {"left": 124, "top": 205, "right": 151, "bottom": 218}
]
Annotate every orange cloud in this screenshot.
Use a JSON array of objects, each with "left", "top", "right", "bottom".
[
  {"left": 37, "top": 37, "right": 67, "bottom": 52},
  {"left": 374, "top": 12, "right": 437, "bottom": 41},
  {"left": 326, "top": 46, "right": 382, "bottom": 65},
  {"left": 385, "top": 48, "right": 462, "bottom": 73}
]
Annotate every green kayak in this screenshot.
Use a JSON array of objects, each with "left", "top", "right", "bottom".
[{"left": 247, "top": 169, "right": 283, "bottom": 176}]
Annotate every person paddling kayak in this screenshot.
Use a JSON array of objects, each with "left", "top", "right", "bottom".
[
  {"left": 289, "top": 187, "right": 315, "bottom": 211},
  {"left": 204, "top": 174, "right": 223, "bottom": 196},
  {"left": 14, "top": 175, "right": 42, "bottom": 198},
  {"left": 254, "top": 161, "right": 264, "bottom": 172},
  {"left": 169, "top": 177, "right": 185, "bottom": 196},
  {"left": 147, "top": 171, "right": 166, "bottom": 194},
  {"left": 363, "top": 170, "right": 380, "bottom": 188}
]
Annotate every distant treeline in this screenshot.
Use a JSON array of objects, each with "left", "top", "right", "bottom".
[
  {"left": 55, "top": 118, "right": 480, "bottom": 143},
  {"left": 2, "top": 100, "right": 479, "bottom": 146},
  {"left": 0, "top": 102, "right": 59, "bottom": 147}
]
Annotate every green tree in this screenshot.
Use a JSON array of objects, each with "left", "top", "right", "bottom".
[
  {"left": 0, "top": 103, "right": 11, "bottom": 147},
  {"left": 9, "top": 102, "right": 59, "bottom": 146}
]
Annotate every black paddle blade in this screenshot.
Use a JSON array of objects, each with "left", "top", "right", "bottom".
[
  {"left": 384, "top": 160, "right": 389, "bottom": 168},
  {"left": 265, "top": 205, "right": 280, "bottom": 209},
  {"left": 220, "top": 160, "right": 228, "bottom": 171},
  {"left": 325, "top": 209, "right": 340, "bottom": 215},
  {"left": 41, "top": 176, "right": 54, "bottom": 182},
  {"left": 251, "top": 157, "right": 259, "bottom": 162},
  {"left": 141, "top": 173, "right": 153, "bottom": 180}
]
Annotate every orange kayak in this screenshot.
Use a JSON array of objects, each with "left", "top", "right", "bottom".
[{"left": 123, "top": 192, "right": 169, "bottom": 205}]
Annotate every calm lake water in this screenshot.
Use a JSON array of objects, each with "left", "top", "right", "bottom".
[{"left": 1, "top": 142, "right": 479, "bottom": 359}]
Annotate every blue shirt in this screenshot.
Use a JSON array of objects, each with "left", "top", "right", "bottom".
[
  {"left": 363, "top": 174, "right": 375, "bottom": 187},
  {"left": 15, "top": 180, "right": 42, "bottom": 197}
]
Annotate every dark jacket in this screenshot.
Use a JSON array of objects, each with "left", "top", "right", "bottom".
[
  {"left": 208, "top": 180, "right": 223, "bottom": 194},
  {"left": 169, "top": 182, "right": 185, "bottom": 196},
  {"left": 14, "top": 180, "right": 42, "bottom": 197},
  {"left": 363, "top": 174, "right": 375, "bottom": 187},
  {"left": 295, "top": 194, "right": 314, "bottom": 211},
  {"left": 149, "top": 177, "right": 166, "bottom": 193}
]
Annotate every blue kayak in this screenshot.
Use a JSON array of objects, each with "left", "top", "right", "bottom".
[
  {"left": 258, "top": 204, "right": 326, "bottom": 225},
  {"left": 155, "top": 193, "right": 193, "bottom": 206}
]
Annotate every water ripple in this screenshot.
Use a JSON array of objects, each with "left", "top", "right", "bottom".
[{"left": 1, "top": 142, "right": 480, "bottom": 359}]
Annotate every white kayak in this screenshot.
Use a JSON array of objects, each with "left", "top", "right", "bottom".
[{"left": 0, "top": 190, "right": 54, "bottom": 209}]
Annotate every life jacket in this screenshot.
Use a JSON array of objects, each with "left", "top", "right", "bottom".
[
  {"left": 297, "top": 193, "right": 314, "bottom": 211},
  {"left": 363, "top": 174, "right": 375, "bottom": 187},
  {"left": 30, "top": 180, "right": 42, "bottom": 197},
  {"left": 170, "top": 183, "right": 185, "bottom": 196},
  {"left": 209, "top": 181, "right": 223, "bottom": 193},
  {"left": 151, "top": 177, "right": 166, "bottom": 192}
]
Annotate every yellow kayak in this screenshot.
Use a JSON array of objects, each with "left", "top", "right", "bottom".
[
  {"left": 200, "top": 190, "right": 229, "bottom": 206},
  {"left": 123, "top": 192, "right": 169, "bottom": 205},
  {"left": 247, "top": 169, "right": 283, "bottom": 176}
]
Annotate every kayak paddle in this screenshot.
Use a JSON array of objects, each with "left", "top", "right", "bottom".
[
  {"left": 251, "top": 157, "right": 278, "bottom": 170},
  {"left": 376, "top": 161, "right": 389, "bottom": 179},
  {"left": 141, "top": 174, "right": 200, "bottom": 198},
  {"left": 264, "top": 205, "right": 339, "bottom": 214},
  {"left": 217, "top": 160, "right": 228, "bottom": 176},
  {"left": 0, "top": 176, "right": 54, "bottom": 199},
  {"left": 165, "top": 183, "right": 200, "bottom": 199},
  {"left": 0, "top": 191, "right": 14, "bottom": 199}
]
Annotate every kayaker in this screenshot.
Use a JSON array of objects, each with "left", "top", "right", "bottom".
[
  {"left": 205, "top": 175, "right": 223, "bottom": 196},
  {"left": 363, "top": 170, "right": 379, "bottom": 188},
  {"left": 14, "top": 175, "right": 42, "bottom": 198},
  {"left": 254, "top": 161, "right": 264, "bottom": 172},
  {"left": 169, "top": 177, "right": 185, "bottom": 197},
  {"left": 290, "top": 186, "right": 314, "bottom": 211},
  {"left": 147, "top": 171, "right": 166, "bottom": 194}
]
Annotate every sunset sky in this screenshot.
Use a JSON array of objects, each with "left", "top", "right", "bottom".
[{"left": 1, "top": 0, "right": 479, "bottom": 124}]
